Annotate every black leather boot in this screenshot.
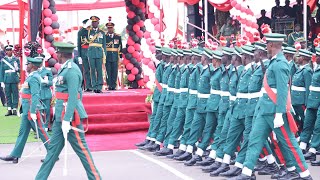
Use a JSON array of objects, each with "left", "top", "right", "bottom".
[
  {"left": 257, "top": 162, "right": 279, "bottom": 175},
  {"left": 184, "top": 155, "right": 202, "bottom": 166},
  {"left": 196, "top": 157, "right": 214, "bottom": 166},
  {"left": 174, "top": 152, "right": 192, "bottom": 161},
  {"left": 167, "top": 149, "right": 184, "bottom": 159},
  {"left": 304, "top": 152, "right": 316, "bottom": 161},
  {"left": 210, "top": 163, "right": 230, "bottom": 176},
  {"left": 135, "top": 139, "right": 150, "bottom": 147},
  {"left": 202, "top": 161, "right": 221, "bottom": 173},
  {"left": 220, "top": 166, "right": 242, "bottom": 177},
  {"left": 5, "top": 110, "right": 12, "bottom": 116},
  {"left": 0, "top": 155, "right": 18, "bottom": 164},
  {"left": 277, "top": 170, "right": 300, "bottom": 180},
  {"left": 271, "top": 165, "right": 286, "bottom": 179},
  {"left": 154, "top": 147, "right": 173, "bottom": 156}
]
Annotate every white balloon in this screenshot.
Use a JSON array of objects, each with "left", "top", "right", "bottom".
[
  {"left": 143, "top": 50, "right": 152, "bottom": 58},
  {"left": 147, "top": 0, "right": 154, "bottom": 6},
  {"left": 146, "top": 22, "right": 155, "bottom": 32},
  {"left": 151, "top": 31, "right": 160, "bottom": 39},
  {"left": 149, "top": 5, "right": 156, "bottom": 13},
  {"left": 154, "top": 10, "right": 160, "bottom": 19},
  {"left": 141, "top": 38, "right": 147, "bottom": 45},
  {"left": 146, "top": 81, "right": 154, "bottom": 89}
]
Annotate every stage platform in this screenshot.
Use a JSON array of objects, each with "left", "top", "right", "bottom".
[{"left": 82, "top": 89, "right": 152, "bottom": 151}]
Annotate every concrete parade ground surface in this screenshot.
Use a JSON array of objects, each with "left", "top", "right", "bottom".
[{"left": 0, "top": 143, "right": 319, "bottom": 180}]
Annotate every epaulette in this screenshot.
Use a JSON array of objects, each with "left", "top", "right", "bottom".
[{"left": 68, "top": 62, "right": 72, "bottom": 68}]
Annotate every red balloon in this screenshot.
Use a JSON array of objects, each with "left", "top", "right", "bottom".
[
  {"left": 151, "top": 18, "right": 159, "bottom": 25},
  {"left": 236, "top": 16, "right": 241, "bottom": 21},
  {"left": 154, "top": 24, "right": 160, "bottom": 32},
  {"left": 127, "top": 37, "right": 135, "bottom": 46},
  {"left": 126, "top": 7, "right": 130, "bottom": 13},
  {"left": 132, "top": 0, "right": 139, "bottom": 5},
  {"left": 141, "top": 8, "right": 146, "bottom": 13},
  {"left": 44, "top": 26, "right": 53, "bottom": 35},
  {"left": 44, "top": 17, "right": 52, "bottom": 26},
  {"left": 146, "top": 38, "right": 154, "bottom": 45},
  {"left": 128, "top": 11, "right": 135, "bottom": 19},
  {"left": 52, "top": 53, "right": 58, "bottom": 60},
  {"left": 136, "top": 56, "right": 141, "bottom": 62},
  {"left": 142, "top": 58, "right": 151, "bottom": 65},
  {"left": 253, "top": 23, "right": 259, "bottom": 29},
  {"left": 126, "top": 63, "right": 134, "bottom": 70},
  {"left": 154, "top": 0, "right": 161, "bottom": 7},
  {"left": 138, "top": 79, "right": 145, "bottom": 86},
  {"left": 241, "top": 6, "right": 247, "bottom": 12},
  {"left": 144, "top": 31, "right": 151, "bottom": 39},
  {"left": 43, "top": 9, "right": 52, "bottom": 17},
  {"left": 136, "top": 30, "right": 144, "bottom": 38},
  {"left": 44, "top": 41, "right": 51, "bottom": 48},
  {"left": 128, "top": 46, "right": 135, "bottom": 53},
  {"left": 123, "top": 58, "right": 130, "bottom": 65},
  {"left": 128, "top": 74, "right": 135, "bottom": 81},
  {"left": 132, "top": 51, "right": 140, "bottom": 58},
  {"left": 131, "top": 67, "right": 139, "bottom": 75},
  {"left": 47, "top": 47, "right": 55, "bottom": 55},
  {"left": 133, "top": 24, "right": 140, "bottom": 32},
  {"left": 149, "top": 46, "right": 156, "bottom": 53},
  {"left": 138, "top": 2, "right": 145, "bottom": 9},
  {"left": 134, "top": 43, "right": 141, "bottom": 51},
  {"left": 143, "top": 75, "right": 150, "bottom": 83},
  {"left": 53, "top": 29, "right": 60, "bottom": 34},
  {"left": 148, "top": 61, "right": 155, "bottom": 70},
  {"left": 148, "top": 13, "right": 154, "bottom": 19},
  {"left": 51, "top": 14, "right": 58, "bottom": 21},
  {"left": 43, "top": 0, "right": 50, "bottom": 8},
  {"left": 54, "top": 63, "right": 62, "bottom": 70},
  {"left": 235, "top": 4, "right": 241, "bottom": 10},
  {"left": 137, "top": 20, "right": 144, "bottom": 27},
  {"left": 231, "top": 0, "right": 237, "bottom": 7}
]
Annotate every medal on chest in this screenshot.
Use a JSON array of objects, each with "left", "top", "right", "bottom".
[{"left": 57, "top": 76, "right": 64, "bottom": 85}]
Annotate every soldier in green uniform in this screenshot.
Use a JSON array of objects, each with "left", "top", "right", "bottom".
[
  {"left": 136, "top": 46, "right": 164, "bottom": 147},
  {"left": 77, "top": 18, "right": 92, "bottom": 92},
  {"left": 283, "top": 47, "right": 298, "bottom": 80},
  {"left": 0, "top": 57, "right": 50, "bottom": 164},
  {"left": 232, "top": 33, "right": 312, "bottom": 180},
  {"left": 105, "top": 17, "right": 122, "bottom": 90},
  {"left": 166, "top": 49, "right": 193, "bottom": 158},
  {"left": 303, "top": 48, "right": 320, "bottom": 166},
  {"left": 37, "top": 57, "right": 53, "bottom": 130},
  {"left": 291, "top": 49, "right": 313, "bottom": 133},
  {"left": 174, "top": 48, "right": 203, "bottom": 161},
  {"left": 0, "top": 45, "right": 20, "bottom": 116},
  {"left": 36, "top": 42, "right": 101, "bottom": 180},
  {"left": 87, "top": 16, "right": 107, "bottom": 93},
  {"left": 203, "top": 47, "right": 243, "bottom": 173},
  {"left": 287, "top": 24, "right": 304, "bottom": 47}
]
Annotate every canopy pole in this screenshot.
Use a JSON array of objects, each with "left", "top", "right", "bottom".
[
  {"left": 204, "top": 0, "right": 208, "bottom": 42},
  {"left": 11, "top": 10, "right": 15, "bottom": 44},
  {"left": 303, "top": 0, "right": 307, "bottom": 41}
]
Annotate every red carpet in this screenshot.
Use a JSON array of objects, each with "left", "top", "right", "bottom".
[{"left": 82, "top": 89, "right": 151, "bottom": 151}]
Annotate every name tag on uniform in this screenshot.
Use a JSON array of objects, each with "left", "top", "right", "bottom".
[
  {"left": 57, "top": 76, "right": 64, "bottom": 85},
  {"left": 114, "top": 39, "right": 119, "bottom": 44}
]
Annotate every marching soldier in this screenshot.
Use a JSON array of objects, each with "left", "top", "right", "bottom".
[
  {"left": 232, "top": 33, "right": 312, "bottom": 180},
  {"left": 87, "top": 16, "right": 107, "bottom": 93},
  {"left": 0, "top": 45, "right": 20, "bottom": 116},
  {"left": 283, "top": 47, "right": 298, "bottom": 80},
  {"left": 77, "top": 18, "right": 92, "bottom": 92},
  {"left": 105, "top": 16, "right": 122, "bottom": 90},
  {"left": 0, "top": 57, "right": 50, "bottom": 164},
  {"left": 36, "top": 42, "right": 101, "bottom": 179}
]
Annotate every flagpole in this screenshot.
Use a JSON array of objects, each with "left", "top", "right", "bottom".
[
  {"left": 204, "top": 0, "right": 208, "bottom": 42},
  {"left": 303, "top": 0, "right": 307, "bottom": 41}
]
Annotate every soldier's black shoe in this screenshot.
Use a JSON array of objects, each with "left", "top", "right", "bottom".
[
  {"left": 258, "top": 162, "right": 279, "bottom": 175},
  {"left": 41, "top": 157, "right": 59, "bottom": 163},
  {"left": 0, "top": 156, "right": 18, "bottom": 164},
  {"left": 135, "top": 139, "right": 149, "bottom": 147},
  {"left": 146, "top": 143, "right": 160, "bottom": 152},
  {"left": 230, "top": 155, "right": 236, "bottom": 165},
  {"left": 139, "top": 141, "right": 154, "bottom": 150},
  {"left": 12, "top": 110, "right": 17, "bottom": 116},
  {"left": 227, "top": 173, "right": 256, "bottom": 180},
  {"left": 196, "top": 157, "right": 214, "bottom": 166},
  {"left": 5, "top": 110, "right": 12, "bottom": 116},
  {"left": 184, "top": 155, "right": 202, "bottom": 166},
  {"left": 210, "top": 163, "right": 230, "bottom": 176},
  {"left": 154, "top": 147, "right": 173, "bottom": 156},
  {"left": 95, "top": 90, "right": 102, "bottom": 93},
  {"left": 167, "top": 149, "right": 184, "bottom": 159},
  {"left": 84, "top": 89, "right": 92, "bottom": 92},
  {"left": 220, "top": 166, "right": 242, "bottom": 177},
  {"left": 304, "top": 152, "right": 316, "bottom": 161},
  {"left": 203, "top": 150, "right": 210, "bottom": 157},
  {"left": 254, "top": 160, "right": 267, "bottom": 171},
  {"left": 174, "top": 152, "right": 192, "bottom": 161},
  {"left": 311, "top": 160, "right": 320, "bottom": 166},
  {"left": 277, "top": 170, "right": 300, "bottom": 180},
  {"left": 202, "top": 161, "right": 221, "bottom": 173},
  {"left": 316, "top": 151, "right": 320, "bottom": 155},
  {"left": 271, "top": 165, "right": 286, "bottom": 179}
]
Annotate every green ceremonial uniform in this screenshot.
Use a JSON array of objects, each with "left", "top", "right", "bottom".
[
  {"left": 0, "top": 55, "right": 20, "bottom": 110},
  {"left": 38, "top": 67, "right": 53, "bottom": 129},
  {"left": 243, "top": 52, "right": 308, "bottom": 173},
  {"left": 287, "top": 31, "right": 304, "bottom": 47},
  {"left": 185, "top": 64, "right": 212, "bottom": 152},
  {"left": 289, "top": 60, "right": 298, "bottom": 81},
  {"left": 87, "top": 27, "right": 107, "bottom": 91},
  {"left": 36, "top": 43, "right": 101, "bottom": 179},
  {"left": 11, "top": 70, "right": 50, "bottom": 158},
  {"left": 146, "top": 60, "right": 164, "bottom": 139},
  {"left": 105, "top": 32, "right": 122, "bottom": 90},
  {"left": 77, "top": 27, "right": 92, "bottom": 89}
]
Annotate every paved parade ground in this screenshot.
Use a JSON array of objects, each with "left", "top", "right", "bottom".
[{"left": 0, "top": 143, "right": 319, "bottom": 180}]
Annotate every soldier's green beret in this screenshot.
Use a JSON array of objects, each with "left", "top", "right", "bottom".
[
  {"left": 202, "top": 48, "right": 212, "bottom": 59},
  {"left": 283, "top": 47, "right": 297, "bottom": 55},
  {"left": 212, "top": 50, "right": 223, "bottom": 60},
  {"left": 315, "top": 48, "right": 320, "bottom": 56},
  {"left": 242, "top": 45, "right": 255, "bottom": 56},
  {"left": 26, "top": 57, "right": 42, "bottom": 66},
  {"left": 264, "top": 33, "right": 286, "bottom": 42},
  {"left": 222, "top": 47, "right": 234, "bottom": 56},
  {"left": 254, "top": 42, "right": 267, "bottom": 51},
  {"left": 234, "top": 47, "right": 243, "bottom": 57},
  {"left": 4, "top": 45, "right": 13, "bottom": 51},
  {"left": 191, "top": 48, "right": 202, "bottom": 57},
  {"left": 161, "top": 47, "right": 171, "bottom": 56},
  {"left": 299, "top": 49, "right": 313, "bottom": 58},
  {"left": 53, "top": 42, "right": 76, "bottom": 53}
]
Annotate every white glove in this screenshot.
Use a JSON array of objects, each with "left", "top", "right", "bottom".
[
  {"left": 14, "top": 61, "right": 18, "bottom": 71},
  {"left": 41, "top": 78, "right": 49, "bottom": 84},
  {"left": 30, "top": 113, "right": 37, "bottom": 122},
  {"left": 62, "top": 120, "right": 71, "bottom": 135},
  {"left": 0, "top": 82, "right": 4, "bottom": 88},
  {"left": 304, "top": 109, "right": 307, "bottom": 116},
  {"left": 78, "top": 57, "right": 83, "bottom": 64},
  {"left": 274, "top": 113, "right": 284, "bottom": 128}
]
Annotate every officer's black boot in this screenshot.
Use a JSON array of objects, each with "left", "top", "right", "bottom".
[
  {"left": 184, "top": 155, "right": 202, "bottom": 166},
  {"left": 0, "top": 155, "right": 18, "bottom": 164},
  {"left": 154, "top": 147, "right": 173, "bottom": 156},
  {"left": 5, "top": 110, "right": 12, "bottom": 116},
  {"left": 210, "top": 163, "right": 230, "bottom": 176},
  {"left": 277, "top": 170, "right": 300, "bottom": 180},
  {"left": 196, "top": 157, "right": 214, "bottom": 166},
  {"left": 220, "top": 166, "right": 242, "bottom": 177},
  {"left": 167, "top": 149, "right": 184, "bottom": 159},
  {"left": 311, "top": 160, "right": 320, "bottom": 166},
  {"left": 202, "top": 161, "right": 221, "bottom": 173},
  {"left": 271, "top": 165, "right": 286, "bottom": 179},
  {"left": 174, "top": 151, "right": 192, "bottom": 161},
  {"left": 135, "top": 139, "right": 149, "bottom": 147},
  {"left": 258, "top": 162, "right": 279, "bottom": 175},
  {"left": 254, "top": 159, "right": 267, "bottom": 171},
  {"left": 12, "top": 109, "right": 17, "bottom": 116},
  {"left": 304, "top": 152, "right": 316, "bottom": 161}
]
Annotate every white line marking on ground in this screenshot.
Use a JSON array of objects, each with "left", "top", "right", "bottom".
[{"left": 131, "top": 150, "right": 194, "bottom": 180}]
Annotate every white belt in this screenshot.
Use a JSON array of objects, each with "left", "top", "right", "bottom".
[
  {"left": 291, "top": 86, "right": 306, "bottom": 91},
  {"left": 210, "top": 89, "right": 221, "bottom": 95},
  {"left": 180, "top": 88, "right": 188, "bottom": 93},
  {"left": 310, "top": 85, "right": 320, "bottom": 92},
  {"left": 189, "top": 89, "right": 198, "bottom": 95},
  {"left": 162, "top": 84, "right": 168, "bottom": 89},
  {"left": 167, "top": 87, "right": 175, "bottom": 92},
  {"left": 261, "top": 87, "right": 277, "bottom": 94},
  {"left": 249, "top": 91, "right": 263, "bottom": 99},
  {"left": 230, "top": 96, "right": 236, "bottom": 101},
  {"left": 198, "top": 93, "right": 210, "bottom": 98},
  {"left": 174, "top": 89, "right": 181, "bottom": 93},
  {"left": 220, "top": 91, "right": 231, "bottom": 97},
  {"left": 236, "top": 92, "right": 250, "bottom": 99},
  {"left": 5, "top": 70, "right": 15, "bottom": 73}
]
